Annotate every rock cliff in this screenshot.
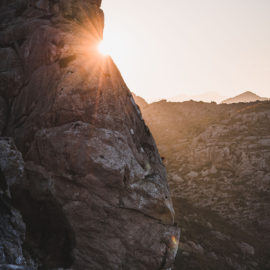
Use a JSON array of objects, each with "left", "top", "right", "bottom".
[{"left": 0, "top": 1, "right": 179, "bottom": 269}]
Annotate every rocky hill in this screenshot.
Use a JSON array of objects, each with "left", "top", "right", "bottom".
[
  {"left": 0, "top": 1, "right": 179, "bottom": 269},
  {"left": 222, "top": 91, "right": 269, "bottom": 104},
  {"left": 133, "top": 96, "right": 270, "bottom": 270}
]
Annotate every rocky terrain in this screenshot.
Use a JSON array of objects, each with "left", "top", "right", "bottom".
[
  {"left": 0, "top": 138, "right": 37, "bottom": 269},
  {"left": 134, "top": 95, "right": 270, "bottom": 270},
  {"left": 0, "top": 1, "right": 179, "bottom": 269}
]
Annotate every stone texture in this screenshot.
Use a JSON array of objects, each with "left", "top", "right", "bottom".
[
  {"left": 0, "top": 97, "right": 7, "bottom": 135},
  {"left": 0, "top": 1, "right": 179, "bottom": 269},
  {"left": 0, "top": 138, "right": 36, "bottom": 269},
  {"left": 0, "top": 138, "right": 24, "bottom": 188}
]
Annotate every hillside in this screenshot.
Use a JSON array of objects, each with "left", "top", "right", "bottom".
[
  {"left": 133, "top": 96, "right": 270, "bottom": 270},
  {"left": 222, "top": 91, "right": 269, "bottom": 104}
]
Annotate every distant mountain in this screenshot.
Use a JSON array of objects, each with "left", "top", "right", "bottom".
[
  {"left": 169, "top": 91, "right": 226, "bottom": 103},
  {"left": 222, "top": 91, "right": 269, "bottom": 104}
]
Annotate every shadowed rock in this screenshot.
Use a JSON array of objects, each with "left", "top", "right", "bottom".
[
  {"left": 0, "top": 138, "right": 36, "bottom": 269},
  {"left": 0, "top": 1, "right": 180, "bottom": 269}
]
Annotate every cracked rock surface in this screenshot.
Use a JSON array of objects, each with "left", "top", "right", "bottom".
[
  {"left": 0, "top": 138, "right": 36, "bottom": 269},
  {"left": 0, "top": 1, "right": 180, "bottom": 269}
]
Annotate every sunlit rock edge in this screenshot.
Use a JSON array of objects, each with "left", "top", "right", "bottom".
[{"left": 0, "top": 0, "right": 180, "bottom": 269}]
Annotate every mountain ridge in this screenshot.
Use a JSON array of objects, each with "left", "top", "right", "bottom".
[
  {"left": 169, "top": 91, "right": 226, "bottom": 103},
  {"left": 222, "top": 91, "right": 269, "bottom": 104}
]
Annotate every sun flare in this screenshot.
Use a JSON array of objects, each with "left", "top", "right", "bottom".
[
  {"left": 97, "top": 32, "right": 125, "bottom": 63},
  {"left": 98, "top": 40, "right": 110, "bottom": 56},
  {"left": 96, "top": 30, "right": 131, "bottom": 73}
]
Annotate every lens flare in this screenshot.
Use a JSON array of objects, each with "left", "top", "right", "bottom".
[{"left": 171, "top": 235, "right": 179, "bottom": 248}]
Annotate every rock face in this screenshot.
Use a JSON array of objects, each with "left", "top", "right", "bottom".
[
  {"left": 0, "top": 138, "right": 36, "bottom": 269},
  {"left": 134, "top": 97, "right": 270, "bottom": 269},
  {"left": 0, "top": 1, "right": 179, "bottom": 269}
]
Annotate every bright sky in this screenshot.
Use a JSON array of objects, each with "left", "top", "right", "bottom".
[{"left": 101, "top": 0, "right": 270, "bottom": 102}]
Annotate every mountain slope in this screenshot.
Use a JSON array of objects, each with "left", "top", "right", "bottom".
[
  {"left": 222, "top": 91, "right": 268, "bottom": 104},
  {"left": 135, "top": 97, "right": 270, "bottom": 269}
]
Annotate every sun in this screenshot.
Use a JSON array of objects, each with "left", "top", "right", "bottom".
[
  {"left": 98, "top": 40, "right": 110, "bottom": 56},
  {"left": 96, "top": 31, "right": 126, "bottom": 65}
]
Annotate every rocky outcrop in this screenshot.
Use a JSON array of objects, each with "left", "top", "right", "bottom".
[
  {"left": 136, "top": 98, "right": 270, "bottom": 269},
  {"left": 0, "top": 138, "right": 36, "bottom": 269},
  {"left": 0, "top": 1, "right": 179, "bottom": 269}
]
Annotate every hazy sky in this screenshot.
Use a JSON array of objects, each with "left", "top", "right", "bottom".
[{"left": 101, "top": 0, "right": 270, "bottom": 102}]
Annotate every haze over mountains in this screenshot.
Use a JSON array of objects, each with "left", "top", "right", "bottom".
[{"left": 169, "top": 91, "right": 226, "bottom": 103}]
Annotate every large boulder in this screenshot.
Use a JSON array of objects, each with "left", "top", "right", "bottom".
[{"left": 0, "top": 1, "right": 180, "bottom": 269}]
